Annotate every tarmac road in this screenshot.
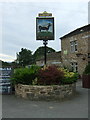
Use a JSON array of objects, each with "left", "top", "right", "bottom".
[{"left": 1, "top": 80, "right": 89, "bottom": 118}]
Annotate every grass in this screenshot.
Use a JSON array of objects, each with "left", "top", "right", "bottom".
[{"left": 37, "top": 31, "right": 54, "bottom": 40}]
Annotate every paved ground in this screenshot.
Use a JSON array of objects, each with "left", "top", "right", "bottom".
[{"left": 1, "top": 80, "right": 89, "bottom": 118}]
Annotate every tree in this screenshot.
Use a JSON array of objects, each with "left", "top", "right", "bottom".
[
  {"left": 33, "top": 46, "right": 56, "bottom": 61},
  {"left": 1, "top": 60, "right": 11, "bottom": 67},
  {"left": 17, "top": 48, "right": 33, "bottom": 67}
]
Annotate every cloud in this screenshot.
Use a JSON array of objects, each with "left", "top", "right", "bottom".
[
  {"left": 1, "top": 0, "right": 89, "bottom": 2},
  {"left": 0, "top": 53, "right": 15, "bottom": 62},
  {"left": 1, "top": 1, "right": 88, "bottom": 62}
]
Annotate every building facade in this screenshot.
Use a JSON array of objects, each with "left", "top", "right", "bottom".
[
  {"left": 60, "top": 24, "right": 90, "bottom": 75},
  {"left": 36, "top": 52, "right": 62, "bottom": 66}
]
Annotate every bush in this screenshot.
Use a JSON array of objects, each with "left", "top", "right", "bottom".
[
  {"left": 58, "top": 68, "right": 78, "bottom": 84},
  {"left": 11, "top": 65, "right": 40, "bottom": 85},
  {"left": 37, "top": 66, "right": 64, "bottom": 85},
  {"left": 11, "top": 65, "right": 78, "bottom": 86},
  {"left": 63, "top": 72, "right": 78, "bottom": 84},
  {"left": 83, "top": 63, "right": 90, "bottom": 75}
]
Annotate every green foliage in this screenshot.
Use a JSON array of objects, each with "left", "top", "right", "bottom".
[
  {"left": 11, "top": 65, "right": 78, "bottom": 86},
  {"left": 11, "top": 65, "right": 40, "bottom": 85},
  {"left": 1, "top": 60, "right": 11, "bottom": 67},
  {"left": 83, "top": 63, "right": 90, "bottom": 75},
  {"left": 33, "top": 46, "right": 56, "bottom": 60},
  {"left": 62, "top": 72, "right": 78, "bottom": 84},
  {"left": 17, "top": 48, "right": 34, "bottom": 67},
  {"left": 37, "top": 66, "right": 78, "bottom": 85},
  {"left": 37, "top": 32, "right": 53, "bottom": 39},
  {"left": 58, "top": 68, "right": 78, "bottom": 84},
  {"left": 16, "top": 47, "right": 56, "bottom": 67}
]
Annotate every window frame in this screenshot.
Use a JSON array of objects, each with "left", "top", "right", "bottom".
[
  {"left": 71, "top": 62, "right": 78, "bottom": 72},
  {"left": 70, "top": 41, "right": 77, "bottom": 53}
]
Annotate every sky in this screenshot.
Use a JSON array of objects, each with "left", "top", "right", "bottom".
[{"left": 0, "top": 0, "right": 89, "bottom": 62}]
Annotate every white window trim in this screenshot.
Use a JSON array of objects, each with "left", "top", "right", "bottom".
[
  {"left": 71, "top": 62, "right": 78, "bottom": 72},
  {"left": 70, "top": 41, "right": 77, "bottom": 53}
]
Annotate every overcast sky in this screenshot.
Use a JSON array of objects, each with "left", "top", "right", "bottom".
[{"left": 0, "top": 0, "right": 89, "bottom": 62}]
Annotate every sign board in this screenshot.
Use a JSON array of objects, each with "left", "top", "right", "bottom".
[{"left": 36, "top": 17, "right": 54, "bottom": 40}]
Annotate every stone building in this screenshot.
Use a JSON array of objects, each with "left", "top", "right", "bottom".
[
  {"left": 36, "top": 51, "right": 62, "bottom": 66},
  {"left": 60, "top": 24, "right": 90, "bottom": 75}
]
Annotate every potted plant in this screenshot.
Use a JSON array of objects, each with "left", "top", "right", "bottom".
[{"left": 82, "top": 63, "right": 90, "bottom": 88}]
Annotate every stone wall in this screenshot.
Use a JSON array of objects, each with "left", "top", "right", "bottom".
[
  {"left": 61, "top": 30, "right": 90, "bottom": 75},
  {"left": 15, "top": 83, "right": 76, "bottom": 101}
]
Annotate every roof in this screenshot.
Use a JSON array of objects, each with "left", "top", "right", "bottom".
[
  {"left": 36, "top": 51, "right": 61, "bottom": 61},
  {"left": 60, "top": 24, "right": 90, "bottom": 39},
  {"left": 47, "top": 51, "right": 61, "bottom": 60}
]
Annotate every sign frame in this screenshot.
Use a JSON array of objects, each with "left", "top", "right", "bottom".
[{"left": 36, "top": 17, "right": 54, "bottom": 40}]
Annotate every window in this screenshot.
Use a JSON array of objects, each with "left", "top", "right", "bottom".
[
  {"left": 88, "top": 53, "right": 90, "bottom": 58},
  {"left": 74, "top": 41, "right": 77, "bottom": 51},
  {"left": 70, "top": 41, "right": 77, "bottom": 52},
  {"left": 71, "top": 62, "right": 78, "bottom": 72},
  {"left": 70, "top": 42, "right": 74, "bottom": 52}
]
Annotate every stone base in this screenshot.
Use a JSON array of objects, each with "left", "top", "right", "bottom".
[{"left": 15, "top": 83, "right": 76, "bottom": 101}]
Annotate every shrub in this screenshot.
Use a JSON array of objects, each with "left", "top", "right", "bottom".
[
  {"left": 83, "top": 63, "right": 90, "bottom": 75},
  {"left": 58, "top": 68, "right": 78, "bottom": 84},
  {"left": 37, "top": 66, "right": 64, "bottom": 85},
  {"left": 11, "top": 65, "right": 40, "bottom": 85},
  {"left": 62, "top": 72, "right": 78, "bottom": 84},
  {"left": 11, "top": 65, "right": 78, "bottom": 86}
]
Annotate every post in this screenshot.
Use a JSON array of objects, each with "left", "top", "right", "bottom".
[
  {"left": 36, "top": 11, "right": 54, "bottom": 66},
  {"left": 43, "top": 40, "right": 48, "bottom": 65}
]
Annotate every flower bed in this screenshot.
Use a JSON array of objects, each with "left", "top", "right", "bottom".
[
  {"left": 15, "top": 83, "right": 76, "bottom": 101},
  {"left": 12, "top": 65, "right": 78, "bottom": 101}
]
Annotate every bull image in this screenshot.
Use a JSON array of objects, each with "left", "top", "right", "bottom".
[{"left": 39, "top": 23, "right": 51, "bottom": 32}]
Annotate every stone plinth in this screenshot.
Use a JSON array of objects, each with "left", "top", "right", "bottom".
[{"left": 15, "top": 83, "right": 76, "bottom": 101}]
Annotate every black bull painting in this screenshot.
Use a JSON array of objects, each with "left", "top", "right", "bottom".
[{"left": 36, "top": 17, "right": 54, "bottom": 40}]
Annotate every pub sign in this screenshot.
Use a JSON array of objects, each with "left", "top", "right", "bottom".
[{"left": 36, "top": 17, "right": 54, "bottom": 40}]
